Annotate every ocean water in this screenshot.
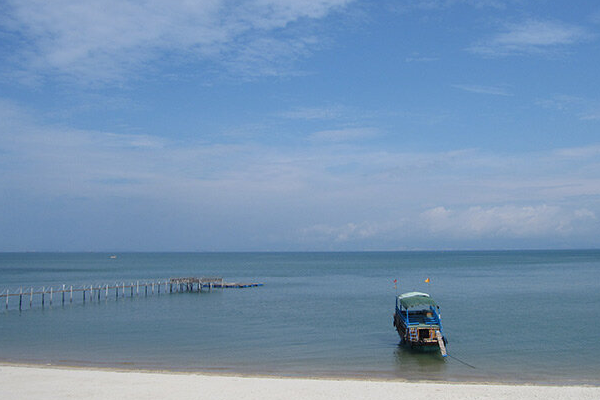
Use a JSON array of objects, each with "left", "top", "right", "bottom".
[{"left": 0, "top": 251, "right": 599, "bottom": 384}]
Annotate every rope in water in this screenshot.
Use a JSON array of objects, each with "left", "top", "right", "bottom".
[{"left": 447, "top": 353, "right": 477, "bottom": 369}]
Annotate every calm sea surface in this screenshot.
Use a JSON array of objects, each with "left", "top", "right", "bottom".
[{"left": 1, "top": 251, "right": 599, "bottom": 384}]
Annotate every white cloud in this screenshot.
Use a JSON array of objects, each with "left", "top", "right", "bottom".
[
  {"left": 470, "top": 19, "right": 591, "bottom": 56},
  {"left": 420, "top": 205, "right": 596, "bottom": 238},
  {"left": 451, "top": 84, "right": 511, "bottom": 96},
  {"left": 300, "top": 203, "right": 599, "bottom": 248},
  {"left": 0, "top": 0, "right": 352, "bottom": 82}
]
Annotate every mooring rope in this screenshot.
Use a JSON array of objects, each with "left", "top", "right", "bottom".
[{"left": 447, "top": 353, "right": 477, "bottom": 369}]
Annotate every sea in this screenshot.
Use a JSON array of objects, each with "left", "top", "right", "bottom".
[{"left": 1, "top": 251, "right": 599, "bottom": 385}]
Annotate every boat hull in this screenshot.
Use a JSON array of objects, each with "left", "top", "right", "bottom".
[{"left": 393, "top": 313, "right": 444, "bottom": 349}]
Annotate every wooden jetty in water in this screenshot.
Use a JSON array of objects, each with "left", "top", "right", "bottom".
[{"left": 0, "top": 277, "right": 263, "bottom": 311}]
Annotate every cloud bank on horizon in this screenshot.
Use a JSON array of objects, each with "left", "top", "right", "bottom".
[{"left": 1, "top": 0, "right": 599, "bottom": 251}]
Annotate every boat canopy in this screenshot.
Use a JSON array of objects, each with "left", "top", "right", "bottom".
[{"left": 397, "top": 292, "right": 437, "bottom": 308}]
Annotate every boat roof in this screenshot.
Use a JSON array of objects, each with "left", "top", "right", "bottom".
[{"left": 397, "top": 292, "right": 437, "bottom": 308}]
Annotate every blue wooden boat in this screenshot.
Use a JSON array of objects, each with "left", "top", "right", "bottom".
[{"left": 393, "top": 292, "right": 447, "bottom": 357}]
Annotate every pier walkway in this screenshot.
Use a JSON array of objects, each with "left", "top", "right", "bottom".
[{"left": 0, "top": 277, "right": 263, "bottom": 311}]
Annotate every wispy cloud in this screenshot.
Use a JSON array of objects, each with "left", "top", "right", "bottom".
[
  {"left": 404, "top": 52, "right": 439, "bottom": 63},
  {"left": 2, "top": 99, "right": 600, "bottom": 250},
  {"left": 420, "top": 205, "right": 596, "bottom": 238},
  {"left": 554, "top": 144, "right": 600, "bottom": 158},
  {"left": 279, "top": 105, "right": 346, "bottom": 120},
  {"left": 0, "top": 0, "right": 352, "bottom": 83},
  {"left": 451, "top": 84, "right": 512, "bottom": 96},
  {"left": 405, "top": 56, "right": 439, "bottom": 62},
  {"left": 469, "top": 19, "right": 592, "bottom": 56},
  {"left": 392, "top": 0, "right": 505, "bottom": 13},
  {"left": 537, "top": 95, "right": 600, "bottom": 120},
  {"left": 591, "top": 9, "right": 600, "bottom": 25},
  {"left": 302, "top": 221, "right": 387, "bottom": 243},
  {"left": 309, "top": 127, "right": 378, "bottom": 142}
]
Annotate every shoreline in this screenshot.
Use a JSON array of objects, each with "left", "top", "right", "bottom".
[
  {"left": 1, "top": 360, "right": 599, "bottom": 388},
  {"left": 1, "top": 364, "right": 600, "bottom": 400}
]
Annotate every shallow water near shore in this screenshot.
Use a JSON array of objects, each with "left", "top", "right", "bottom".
[{"left": 1, "top": 251, "right": 599, "bottom": 384}]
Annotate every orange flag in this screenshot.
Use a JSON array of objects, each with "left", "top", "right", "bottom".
[{"left": 425, "top": 278, "right": 430, "bottom": 283}]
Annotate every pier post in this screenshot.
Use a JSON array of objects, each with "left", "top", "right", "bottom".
[
  {"left": 50, "top": 287, "right": 53, "bottom": 305},
  {"left": 19, "top": 288, "right": 22, "bottom": 310},
  {"left": 122, "top": 283, "right": 125, "bottom": 296},
  {"left": 70, "top": 286, "right": 73, "bottom": 303},
  {"left": 5, "top": 289, "right": 8, "bottom": 309},
  {"left": 106, "top": 285, "right": 109, "bottom": 298},
  {"left": 98, "top": 285, "right": 101, "bottom": 300},
  {"left": 62, "top": 285, "right": 65, "bottom": 305},
  {"left": 152, "top": 282, "right": 154, "bottom": 294},
  {"left": 42, "top": 287, "right": 45, "bottom": 306},
  {"left": 116, "top": 284, "right": 118, "bottom": 299},
  {"left": 83, "top": 287, "right": 85, "bottom": 303},
  {"left": 130, "top": 283, "right": 133, "bottom": 297},
  {"left": 170, "top": 283, "right": 172, "bottom": 293},
  {"left": 30, "top": 288, "right": 33, "bottom": 308},
  {"left": 137, "top": 281, "right": 139, "bottom": 296},
  {"left": 145, "top": 285, "right": 147, "bottom": 296}
]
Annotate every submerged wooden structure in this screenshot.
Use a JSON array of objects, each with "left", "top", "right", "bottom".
[
  {"left": 393, "top": 292, "right": 447, "bottom": 357},
  {"left": 0, "top": 277, "right": 262, "bottom": 311}
]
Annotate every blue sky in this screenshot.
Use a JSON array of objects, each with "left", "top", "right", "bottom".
[{"left": 1, "top": 0, "right": 600, "bottom": 251}]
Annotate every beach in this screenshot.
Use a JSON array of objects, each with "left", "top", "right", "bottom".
[{"left": 1, "top": 364, "right": 598, "bottom": 400}]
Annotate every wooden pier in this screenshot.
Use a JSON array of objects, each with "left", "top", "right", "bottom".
[{"left": 0, "top": 277, "right": 263, "bottom": 311}]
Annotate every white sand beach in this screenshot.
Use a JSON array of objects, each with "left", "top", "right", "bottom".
[{"left": 1, "top": 364, "right": 598, "bottom": 400}]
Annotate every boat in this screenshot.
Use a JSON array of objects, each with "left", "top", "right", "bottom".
[{"left": 393, "top": 291, "right": 447, "bottom": 357}]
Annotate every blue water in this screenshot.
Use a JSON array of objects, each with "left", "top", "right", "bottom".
[{"left": 1, "top": 251, "right": 599, "bottom": 384}]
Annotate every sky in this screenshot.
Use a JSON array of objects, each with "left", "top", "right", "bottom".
[{"left": 1, "top": 0, "right": 600, "bottom": 251}]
